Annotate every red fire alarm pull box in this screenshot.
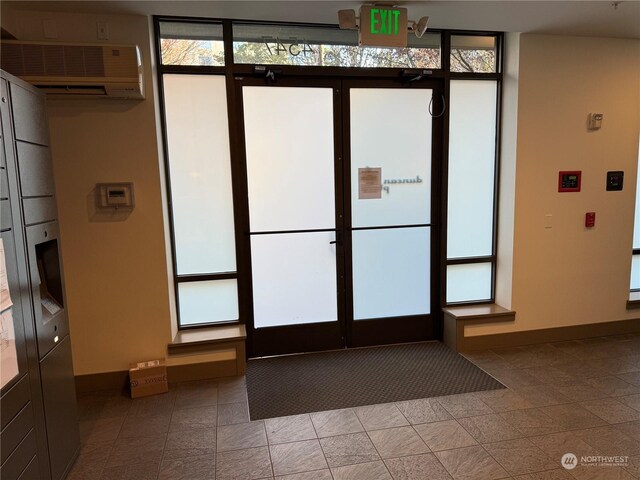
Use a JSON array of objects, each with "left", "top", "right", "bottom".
[
  {"left": 585, "top": 212, "right": 596, "bottom": 228},
  {"left": 558, "top": 171, "right": 582, "bottom": 192}
]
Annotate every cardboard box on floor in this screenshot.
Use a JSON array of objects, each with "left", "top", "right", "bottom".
[{"left": 129, "top": 359, "right": 168, "bottom": 398}]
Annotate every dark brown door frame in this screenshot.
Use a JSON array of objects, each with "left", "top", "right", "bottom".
[
  {"left": 341, "top": 78, "right": 444, "bottom": 348},
  {"left": 236, "top": 75, "right": 444, "bottom": 358},
  {"left": 233, "top": 76, "right": 347, "bottom": 357}
]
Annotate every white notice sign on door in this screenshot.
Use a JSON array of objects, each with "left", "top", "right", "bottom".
[{"left": 358, "top": 167, "right": 382, "bottom": 199}]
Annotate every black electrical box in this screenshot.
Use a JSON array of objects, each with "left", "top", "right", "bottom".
[{"left": 606, "top": 171, "right": 624, "bottom": 191}]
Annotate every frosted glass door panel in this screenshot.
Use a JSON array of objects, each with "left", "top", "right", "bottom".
[
  {"left": 631, "top": 256, "right": 640, "bottom": 290},
  {"left": 352, "top": 228, "right": 430, "bottom": 320},
  {"left": 163, "top": 75, "right": 236, "bottom": 274},
  {"left": 350, "top": 89, "right": 432, "bottom": 228},
  {"left": 634, "top": 147, "right": 640, "bottom": 249},
  {"left": 178, "top": 280, "right": 239, "bottom": 326},
  {"left": 447, "top": 80, "right": 497, "bottom": 258},
  {"left": 447, "top": 263, "right": 492, "bottom": 303},
  {"left": 243, "top": 87, "right": 336, "bottom": 232},
  {"left": 252, "top": 232, "right": 338, "bottom": 328}
]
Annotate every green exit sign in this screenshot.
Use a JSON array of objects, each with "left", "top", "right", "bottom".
[{"left": 359, "top": 5, "right": 408, "bottom": 48}]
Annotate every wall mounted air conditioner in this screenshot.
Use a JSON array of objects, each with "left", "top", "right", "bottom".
[{"left": 1, "top": 41, "right": 144, "bottom": 99}]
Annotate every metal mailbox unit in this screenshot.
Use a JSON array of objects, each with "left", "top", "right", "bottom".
[{"left": 0, "top": 69, "right": 80, "bottom": 480}]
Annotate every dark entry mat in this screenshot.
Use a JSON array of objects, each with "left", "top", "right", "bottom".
[{"left": 246, "top": 341, "right": 505, "bottom": 420}]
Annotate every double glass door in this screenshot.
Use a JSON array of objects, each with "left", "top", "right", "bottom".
[{"left": 238, "top": 77, "right": 441, "bottom": 357}]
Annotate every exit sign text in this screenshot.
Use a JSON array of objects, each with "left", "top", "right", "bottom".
[{"left": 359, "top": 5, "right": 408, "bottom": 48}]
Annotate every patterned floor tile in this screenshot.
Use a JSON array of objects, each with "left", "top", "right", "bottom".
[
  {"left": 218, "top": 402, "right": 250, "bottom": 426},
  {"left": 319, "top": 432, "right": 379, "bottom": 467},
  {"left": 175, "top": 381, "right": 218, "bottom": 410},
  {"left": 118, "top": 413, "right": 171, "bottom": 438},
  {"left": 585, "top": 376, "right": 640, "bottom": 397},
  {"left": 458, "top": 413, "right": 523, "bottom": 443},
  {"left": 580, "top": 398, "right": 640, "bottom": 424},
  {"left": 164, "top": 428, "right": 216, "bottom": 460},
  {"left": 499, "top": 408, "right": 565, "bottom": 436},
  {"left": 435, "top": 394, "right": 493, "bottom": 418},
  {"left": 435, "top": 445, "right": 509, "bottom": 480},
  {"left": 355, "top": 404, "right": 409, "bottom": 430},
  {"left": 384, "top": 453, "right": 452, "bottom": 480},
  {"left": 270, "top": 439, "right": 328, "bottom": 476},
  {"left": 367, "top": 426, "right": 430, "bottom": 459},
  {"left": 475, "top": 389, "right": 533, "bottom": 413},
  {"left": 331, "top": 460, "right": 393, "bottom": 480},
  {"left": 216, "top": 446, "right": 272, "bottom": 480},
  {"left": 482, "top": 438, "right": 559, "bottom": 476},
  {"left": 265, "top": 414, "right": 317, "bottom": 444},
  {"left": 106, "top": 434, "right": 166, "bottom": 467},
  {"left": 217, "top": 421, "right": 267, "bottom": 452},
  {"left": 310, "top": 409, "right": 364, "bottom": 438},
  {"left": 539, "top": 404, "right": 607, "bottom": 430},
  {"left": 414, "top": 420, "right": 477, "bottom": 452},
  {"left": 275, "top": 470, "right": 332, "bottom": 480},
  {"left": 159, "top": 455, "right": 216, "bottom": 480},
  {"left": 395, "top": 398, "right": 452, "bottom": 425}
]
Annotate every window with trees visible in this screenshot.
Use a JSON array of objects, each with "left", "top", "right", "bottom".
[
  {"left": 450, "top": 35, "right": 497, "bottom": 73},
  {"left": 232, "top": 23, "right": 441, "bottom": 68},
  {"left": 159, "top": 22, "right": 224, "bottom": 66}
]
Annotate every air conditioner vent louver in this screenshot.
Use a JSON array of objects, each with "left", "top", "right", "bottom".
[
  {"left": 2, "top": 43, "right": 24, "bottom": 76},
  {"left": 23, "top": 44, "right": 45, "bottom": 76},
  {"left": 1, "top": 43, "right": 106, "bottom": 77},
  {"left": 0, "top": 41, "right": 143, "bottom": 99},
  {"left": 42, "top": 45, "right": 65, "bottom": 76}
]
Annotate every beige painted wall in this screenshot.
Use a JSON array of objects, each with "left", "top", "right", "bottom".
[
  {"left": 1, "top": 8, "right": 174, "bottom": 373},
  {"left": 495, "top": 32, "right": 520, "bottom": 310},
  {"left": 468, "top": 34, "right": 640, "bottom": 336}
]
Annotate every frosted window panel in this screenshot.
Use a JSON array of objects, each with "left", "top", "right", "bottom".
[
  {"left": 350, "top": 89, "right": 432, "bottom": 228},
  {"left": 448, "top": 80, "right": 497, "bottom": 258},
  {"left": 243, "top": 87, "right": 335, "bottom": 232},
  {"left": 632, "top": 256, "right": 640, "bottom": 290},
  {"left": 178, "top": 280, "right": 239, "bottom": 326},
  {"left": 163, "top": 75, "right": 236, "bottom": 275},
  {"left": 447, "top": 263, "right": 492, "bottom": 303},
  {"left": 352, "top": 227, "right": 430, "bottom": 320},
  {"left": 251, "top": 232, "right": 338, "bottom": 327},
  {"left": 634, "top": 145, "right": 640, "bottom": 249}
]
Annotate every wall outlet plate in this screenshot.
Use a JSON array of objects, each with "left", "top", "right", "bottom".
[{"left": 588, "top": 113, "right": 603, "bottom": 130}]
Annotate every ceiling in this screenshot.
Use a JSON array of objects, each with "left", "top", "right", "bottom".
[{"left": 4, "top": 1, "right": 640, "bottom": 39}]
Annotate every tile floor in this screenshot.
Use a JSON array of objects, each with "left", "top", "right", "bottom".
[{"left": 70, "top": 333, "right": 640, "bottom": 479}]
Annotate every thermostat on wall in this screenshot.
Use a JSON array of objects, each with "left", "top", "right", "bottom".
[{"left": 97, "top": 183, "right": 135, "bottom": 210}]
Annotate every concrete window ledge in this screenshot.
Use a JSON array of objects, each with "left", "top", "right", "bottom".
[
  {"left": 168, "top": 324, "right": 247, "bottom": 377},
  {"left": 443, "top": 304, "right": 516, "bottom": 352},
  {"left": 627, "top": 291, "right": 640, "bottom": 310}
]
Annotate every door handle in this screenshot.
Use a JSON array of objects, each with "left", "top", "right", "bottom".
[{"left": 330, "top": 231, "right": 342, "bottom": 246}]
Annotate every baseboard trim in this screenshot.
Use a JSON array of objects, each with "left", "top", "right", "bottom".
[
  {"left": 167, "top": 359, "right": 237, "bottom": 383},
  {"left": 462, "top": 317, "right": 640, "bottom": 351},
  {"left": 75, "top": 360, "right": 238, "bottom": 394},
  {"left": 75, "top": 370, "right": 129, "bottom": 393}
]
